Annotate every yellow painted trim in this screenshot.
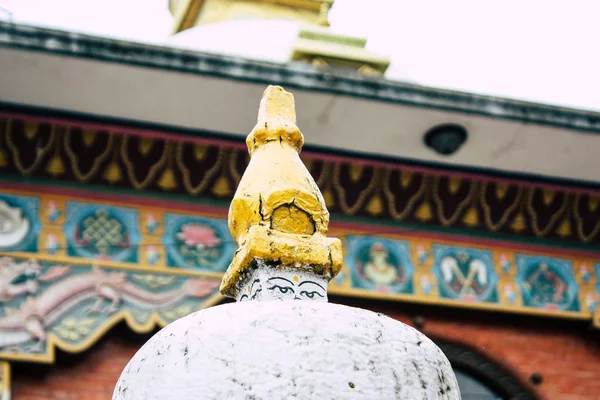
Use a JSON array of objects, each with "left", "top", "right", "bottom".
[
  {"left": 0, "top": 361, "right": 9, "bottom": 400},
  {"left": 2, "top": 252, "right": 224, "bottom": 279}
]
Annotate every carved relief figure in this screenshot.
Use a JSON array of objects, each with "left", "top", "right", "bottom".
[
  {"left": 0, "top": 259, "right": 219, "bottom": 353},
  {"left": 0, "top": 257, "right": 41, "bottom": 302}
]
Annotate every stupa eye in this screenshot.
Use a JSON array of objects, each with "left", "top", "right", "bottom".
[
  {"left": 300, "top": 291, "right": 323, "bottom": 299},
  {"left": 269, "top": 285, "right": 293, "bottom": 294}
]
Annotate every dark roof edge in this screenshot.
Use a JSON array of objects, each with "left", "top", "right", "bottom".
[{"left": 1, "top": 21, "right": 600, "bottom": 134}]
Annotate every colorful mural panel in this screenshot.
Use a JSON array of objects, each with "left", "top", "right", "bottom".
[
  {"left": 64, "top": 202, "right": 140, "bottom": 262},
  {"left": 516, "top": 255, "right": 579, "bottom": 312},
  {"left": 344, "top": 236, "right": 414, "bottom": 295},
  {"left": 432, "top": 245, "right": 498, "bottom": 303},
  {"left": 0, "top": 187, "right": 599, "bottom": 362}
]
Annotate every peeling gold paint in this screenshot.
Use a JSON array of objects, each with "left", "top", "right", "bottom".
[{"left": 220, "top": 86, "right": 343, "bottom": 297}]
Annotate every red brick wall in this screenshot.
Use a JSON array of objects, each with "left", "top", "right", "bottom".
[{"left": 10, "top": 299, "right": 600, "bottom": 400}]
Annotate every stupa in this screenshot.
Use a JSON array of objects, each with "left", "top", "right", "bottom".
[{"left": 113, "top": 86, "right": 461, "bottom": 399}]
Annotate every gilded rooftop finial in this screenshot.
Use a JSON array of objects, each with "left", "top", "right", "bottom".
[{"left": 220, "top": 85, "right": 343, "bottom": 300}]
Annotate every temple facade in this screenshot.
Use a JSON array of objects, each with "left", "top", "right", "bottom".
[{"left": 1, "top": 6, "right": 600, "bottom": 400}]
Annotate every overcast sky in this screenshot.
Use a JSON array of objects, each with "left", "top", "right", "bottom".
[{"left": 2, "top": 0, "right": 599, "bottom": 112}]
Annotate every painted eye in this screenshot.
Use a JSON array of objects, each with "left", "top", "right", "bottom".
[
  {"left": 269, "top": 285, "right": 293, "bottom": 294},
  {"left": 300, "top": 291, "right": 323, "bottom": 299}
]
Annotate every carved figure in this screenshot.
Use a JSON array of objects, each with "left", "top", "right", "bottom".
[{"left": 0, "top": 266, "right": 219, "bottom": 351}]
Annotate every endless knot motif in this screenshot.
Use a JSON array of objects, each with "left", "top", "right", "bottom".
[{"left": 76, "top": 209, "right": 128, "bottom": 254}]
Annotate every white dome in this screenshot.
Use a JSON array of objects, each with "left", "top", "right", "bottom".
[{"left": 114, "top": 301, "right": 460, "bottom": 399}]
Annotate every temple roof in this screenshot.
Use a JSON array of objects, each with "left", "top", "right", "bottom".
[
  {"left": 2, "top": 22, "right": 598, "bottom": 133},
  {"left": 2, "top": 21, "right": 600, "bottom": 184}
]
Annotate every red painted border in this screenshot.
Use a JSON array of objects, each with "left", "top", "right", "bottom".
[
  {"left": 1, "top": 182, "right": 229, "bottom": 217},
  {"left": 3, "top": 111, "right": 600, "bottom": 197},
  {"left": 4, "top": 181, "right": 600, "bottom": 260}
]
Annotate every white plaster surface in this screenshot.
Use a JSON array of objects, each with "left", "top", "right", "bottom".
[{"left": 113, "top": 301, "right": 460, "bottom": 399}]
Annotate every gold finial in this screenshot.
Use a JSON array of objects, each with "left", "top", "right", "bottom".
[
  {"left": 220, "top": 85, "right": 343, "bottom": 298},
  {"left": 246, "top": 85, "right": 303, "bottom": 155}
]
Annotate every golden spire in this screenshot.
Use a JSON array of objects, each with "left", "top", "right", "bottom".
[{"left": 220, "top": 85, "right": 343, "bottom": 298}]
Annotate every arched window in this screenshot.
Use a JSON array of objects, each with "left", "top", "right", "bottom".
[
  {"left": 436, "top": 340, "right": 538, "bottom": 400},
  {"left": 455, "top": 369, "right": 502, "bottom": 400}
]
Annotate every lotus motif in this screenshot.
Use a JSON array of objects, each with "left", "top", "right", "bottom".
[{"left": 177, "top": 224, "right": 220, "bottom": 250}]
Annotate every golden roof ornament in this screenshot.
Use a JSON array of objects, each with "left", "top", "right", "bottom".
[
  {"left": 168, "top": 1, "right": 389, "bottom": 75},
  {"left": 169, "top": 0, "right": 333, "bottom": 34},
  {"left": 220, "top": 85, "right": 343, "bottom": 300},
  {"left": 291, "top": 26, "right": 390, "bottom": 75}
]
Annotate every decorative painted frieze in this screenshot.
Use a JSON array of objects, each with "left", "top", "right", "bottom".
[
  {"left": 1, "top": 116, "right": 600, "bottom": 248},
  {"left": 0, "top": 187, "right": 597, "bottom": 340}
]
